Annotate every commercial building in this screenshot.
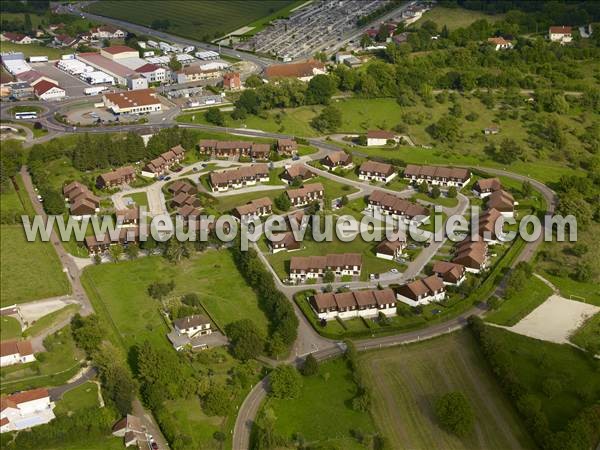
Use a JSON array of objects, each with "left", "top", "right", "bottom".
[
  {"left": 103, "top": 88, "right": 162, "bottom": 115},
  {"left": 33, "top": 80, "right": 65, "bottom": 100}
]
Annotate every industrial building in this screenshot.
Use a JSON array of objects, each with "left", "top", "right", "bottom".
[{"left": 102, "top": 88, "right": 162, "bottom": 115}]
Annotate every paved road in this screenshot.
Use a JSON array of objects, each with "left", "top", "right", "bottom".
[{"left": 48, "top": 366, "right": 97, "bottom": 401}]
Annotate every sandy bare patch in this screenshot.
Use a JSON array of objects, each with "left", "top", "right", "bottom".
[{"left": 507, "top": 295, "right": 600, "bottom": 344}]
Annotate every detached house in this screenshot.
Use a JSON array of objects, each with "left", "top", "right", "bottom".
[
  {"left": 289, "top": 253, "right": 362, "bottom": 282},
  {"left": 53, "top": 34, "right": 78, "bottom": 47},
  {"left": 403, "top": 164, "right": 471, "bottom": 188},
  {"left": 375, "top": 239, "right": 406, "bottom": 261},
  {"left": 234, "top": 197, "right": 273, "bottom": 221},
  {"left": 116, "top": 207, "right": 139, "bottom": 226},
  {"left": 487, "top": 36, "right": 513, "bottom": 50},
  {"left": 472, "top": 178, "right": 502, "bottom": 198},
  {"left": 321, "top": 151, "right": 353, "bottom": 171},
  {"left": 366, "top": 130, "right": 396, "bottom": 146},
  {"left": 432, "top": 261, "right": 466, "bottom": 286},
  {"left": 112, "top": 415, "right": 146, "bottom": 448},
  {"left": 173, "top": 315, "right": 212, "bottom": 337},
  {"left": 549, "top": 26, "right": 572, "bottom": 44},
  {"left": 311, "top": 288, "right": 396, "bottom": 321},
  {"left": 209, "top": 164, "right": 269, "bottom": 192},
  {"left": 367, "top": 190, "right": 429, "bottom": 224},
  {"left": 453, "top": 239, "right": 488, "bottom": 273},
  {"left": 486, "top": 189, "right": 515, "bottom": 217},
  {"left": 277, "top": 138, "right": 298, "bottom": 156},
  {"left": 286, "top": 183, "right": 324, "bottom": 207},
  {"left": 396, "top": 275, "right": 446, "bottom": 306},
  {"left": 167, "top": 180, "right": 197, "bottom": 197},
  {"left": 280, "top": 165, "right": 314, "bottom": 184},
  {"left": 358, "top": 161, "right": 397, "bottom": 183},
  {"left": 1, "top": 388, "right": 55, "bottom": 433},
  {"left": 96, "top": 166, "right": 135, "bottom": 188},
  {"left": 63, "top": 181, "right": 100, "bottom": 219},
  {"left": 0, "top": 340, "right": 35, "bottom": 367}
]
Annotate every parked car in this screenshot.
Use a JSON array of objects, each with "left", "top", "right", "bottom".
[
  {"left": 390, "top": 268, "right": 399, "bottom": 274},
  {"left": 292, "top": 155, "right": 300, "bottom": 161},
  {"left": 192, "top": 167, "right": 199, "bottom": 172},
  {"left": 164, "top": 176, "right": 171, "bottom": 181}
]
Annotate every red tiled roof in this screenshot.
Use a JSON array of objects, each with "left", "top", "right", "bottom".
[{"left": 33, "top": 80, "right": 61, "bottom": 96}]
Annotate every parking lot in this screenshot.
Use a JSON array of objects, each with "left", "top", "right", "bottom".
[{"left": 30, "top": 61, "right": 91, "bottom": 98}]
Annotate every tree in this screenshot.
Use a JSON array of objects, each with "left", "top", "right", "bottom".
[
  {"left": 485, "top": 139, "right": 523, "bottom": 164},
  {"left": 340, "top": 195, "right": 349, "bottom": 206},
  {"left": 203, "top": 384, "right": 233, "bottom": 416},
  {"left": 168, "top": 55, "right": 181, "bottom": 71},
  {"left": 24, "top": 13, "right": 32, "bottom": 33},
  {"left": 244, "top": 74, "right": 263, "bottom": 88},
  {"left": 306, "top": 74, "right": 336, "bottom": 105},
  {"left": 418, "top": 181, "right": 429, "bottom": 194},
  {"left": 181, "top": 293, "right": 201, "bottom": 307},
  {"left": 205, "top": 107, "right": 225, "bottom": 126},
  {"left": 300, "top": 353, "right": 319, "bottom": 376},
  {"left": 70, "top": 314, "right": 104, "bottom": 356},
  {"left": 226, "top": 319, "right": 265, "bottom": 360},
  {"left": 435, "top": 392, "right": 474, "bottom": 437},
  {"left": 42, "top": 189, "right": 65, "bottom": 215},
  {"left": 269, "top": 365, "right": 302, "bottom": 399},
  {"left": 522, "top": 180, "right": 533, "bottom": 197},
  {"left": 428, "top": 115, "right": 461, "bottom": 143},
  {"left": 360, "top": 33, "right": 373, "bottom": 48},
  {"left": 323, "top": 270, "right": 335, "bottom": 283},
  {"left": 108, "top": 245, "right": 123, "bottom": 263},
  {"left": 95, "top": 343, "right": 137, "bottom": 415},
  {"left": 147, "top": 281, "right": 175, "bottom": 301},
  {"left": 447, "top": 186, "right": 457, "bottom": 198},
  {"left": 235, "top": 89, "right": 261, "bottom": 115},
  {"left": 430, "top": 185, "right": 441, "bottom": 199},
  {"left": 557, "top": 190, "right": 593, "bottom": 229},
  {"left": 125, "top": 243, "right": 139, "bottom": 260},
  {"left": 164, "top": 239, "right": 191, "bottom": 263},
  {"left": 274, "top": 192, "right": 291, "bottom": 212},
  {"left": 310, "top": 105, "right": 342, "bottom": 132}
]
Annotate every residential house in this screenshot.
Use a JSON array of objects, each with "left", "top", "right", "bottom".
[
  {"left": 84, "top": 227, "right": 139, "bottom": 255},
  {"left": 167, "top": 180, "right": 197, "bottom": 196},
  {"left": 53, "top": 34, "right": 78, "bottom": 47},
  {"left": 367, "top": 190, "right": 429, "bottom": 224},
  {"left": 358, "top": 161, "right": 397, "bottom": 183},
  {"left": 223, "top": 72, "right": 241, "bottom": 90},
  {"left": 0, "top": 340, "right": 35, "bottom": 367},
  {"left": 264, "top": 60, "right": 326, "bottom": 82},
  {"left": 268, "top": 231, "right": 301, "bottom": 253},
  {"left": 33, "top": 80, "right": 65, "bottom": 101},
  {"left": 171, "top": 192, "right": 200, "bottom": 208},
  {"left": 1, "top": 33, "right": 34, "bottom": 44},
  {"left": 311, "top": 288, "right": 396, "bottom": 321},
  {"left": 209, "top": 164, "right": 269, "bottom": 192},
  {"left": 432, "top": 261, "right": 466, "bottom": 286},
  {"left": 280, "top": 165, "right": 314, "bottom": 184},
  {"left": 112, "top": 415, "right": 146, "bottom": 448},
  {"left": 286, "top": 183, "right": 324, "bottom": 207},
  {"left": 472, "top": 178, "right": 502, "bottom": 198},
  {"left": 250, "top": 143, "right": 271, "bottom": 160},
  {"left": 177, "top": 204, "right": 202, "bottom": 222},
  {"left": 176, "top": 66, "right": 222, "bottom": 83},
  {"left": 366, "top": 130, "right": 396, "bottom": 146},
  {"left": 487, "top": 36, "right": 513, "bottom": 50},
  {"left": 91, "top": 25, "right": 127, "bottom": 40},
  {"left": 63, "top": 181, "right": 100, "bottom": 218},
  {"left": 395, "top": 275, "right": 446, "bottom": 306},
  {"left": 403, "top": 164, "right": 471, "bottom": 188},
  {"left": 486, "top": 189, "right": 515, "bottom": 217},
  {"left": 484, "top": 125, "right": 500, "bottom": 135},
  {"left": 289, "top": 253, "right": 362, "bottom": 282},
  {"left": 96, "top": 166, "right": 135, "bottom": 188},
  {"left": 375, "top": 239, "right": 406, "bottom": 261},
  {"left": 0, "top": 388, "right": 55, "bottom": 433},
  {"left": 116, "top": 207, "right": 139, "bottom": 226},
  {"left": 321, "top": 151, "right": 353, "bottom": 171},
  {"left": 198, "top": 140, "right": 252, "bottom": 159},
  {"left": 477, "top": 208, "right": 505, "bottom": 244},
  {"left": 549, "top": 26, "right": 572, "bottom": 44},
  {"left": 141, "top": 145, "right": 185, "bottom": 178},
  {"left": 453, "top": 239, "right": 488, "bottom": 273},
  {"left": 233, "top": 197, "right": 273, "bottom": 221},
  {"left": 173, "top": 315, "right": 212, "bottom": 337},
  {"left": 277, "top": 138, "right": 298, "bottom": 156}
]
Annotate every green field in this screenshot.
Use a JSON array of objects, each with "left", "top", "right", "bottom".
[
  {"left": 1, "top": 316, "right": 22, "bottom": 340},
  {"left": 412, "top": 6, "right": 505, "bottom": 31},
  {"left": 570, "top": 313, "right": 600, "bottom": 355},
  {"left": 257, "top": 358, "right": 375, "bottom": 448},
  {"left": 123, "top": 192, "right": 149, "bottom": 208},
  {"left": 23, "top": 304, "right": 80, "bottom": 338},
  {"left": 54, "top": 381, "right": 100, "bottom": 416},
  {"left": 82, "top": 250, "right": 269, "bottom": 351},
  {"left": 360, "top": 332, "right": 535, "bottom": 450},
  {"left": 485, "top": 276, "right": 553, "bottom": 326},
  {"left": 0, "top": 41, "right": 75, "bottom": 60},
  {"left": 0, "top": 176, "right": 71, "bottom": 306},
  {"left": 86, "top": 0, "right": 296, "bottom": 41}
]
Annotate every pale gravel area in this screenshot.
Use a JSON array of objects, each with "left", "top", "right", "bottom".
[
  {"left": 507, "top": 295, "right": 600, "bottom": 345},
  {"left": 18, "top": 296, "right": 78, "bottom": 324}
]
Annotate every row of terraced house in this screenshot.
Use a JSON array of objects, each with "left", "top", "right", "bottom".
[{"left": 199, "top": 139, "right": 297, "bottom": 159}]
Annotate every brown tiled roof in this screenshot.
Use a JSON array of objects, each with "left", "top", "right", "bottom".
[
  {"left": 474, "top": 178, "right": 502, "bottom": 193},
  {"left": 284, "top": 165, "right": 312, "bottom": 179},
  {"left": 277, "top": 138, "right": 297, "bottom": 148},
  {"left": 549, "top": 26, "right": 572, "bottom": 34},
  {"left": 104, "top": 89, "right": 159, "bottom": 108},
  {"left": 99, "top": 166, "right": 135, "bottom": 184},
  {"left": 312, "top": 288, "right": 395, "bottom": 312},
  {"left": 173, "top": 314, "right": 210, "bottom": 330},
  {"left": 209, "top": 164, "right": 269, "bottom": 185},
  {"left": 269, "top": 231, "right": 300, "bottom": 250},
  {"left": 359, "top": 161, "right": 394, "bottom": 176},
  {"left": 323, "top": 150, "right": 351, "bottom": 165},
  {"left": 112, "top": 414, "right": 143, "bottom": 434},
  {"left": 368, "top": 190, "right": 429, "bottom": 218},
  {"left": 403, "top": 164, "right": 470, "bottom": 182},
  {"left": 265, "top": 60, "right": 325, "bottom": 79},
  {"left": 432, "top": 261, "right": 465, "bottom": 283},
  {"left": 488, "top": 37, "right": 511, "bottom": 45},
  {"left": 422, "top": 275, "right": 444, "bottom": 292},
  {"left": 290, "top": 253, "right": 362, "bottom": 271},
  {"left": 1, "top": 388, "right": 49, "bottom": 409},
  {"left": 486, "top": 189, "right": 514, "bottom": 212},
  {"left": 102, "top": 45, "right": 136, "bottom": 54},
  {"left": 286, "top": 183, "right": 324, "bottom": 200},
  {"left": 177, "top": 204, "right": 201, "bottom": 218},
  {"left": 0, "top": 340, "right": 33, "bottom": 357},
  {"left": 373, "top": 289, "right": 396, "bottom": 306},
  {"left": 354, "top": 290, "right": 376, "bottom": 307},
  {"left": 116, "top": 207, "right": 139, "bottom": 222},
  {"left": 376, "top": 239, "right": 406, "bottom": 254},
  {"left": 398, "top": 275, "right": 444, "bottom": 299},
  {"left": 234, "top": 197, "right": 272, "bottom": 216},
  {"left": 312, "top": 292, "right": 337, "bottom": 310},
  {"left": 367, "top": 130, "right": 395, "bottom": 139},
  {"left": 251, "top": 143, "right": 271, "bottom": 156}
]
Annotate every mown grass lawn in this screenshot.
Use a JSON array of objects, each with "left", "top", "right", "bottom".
[
  {"left": 569, "top": 312, "right": 600, "bottom": 355},
  {"left": 1, "top": 316, "right": 21, "bottom": 340},
  {"left": 412, "top": 6, "right": 505, "bottom": 31},
  {"left": 258, "top": 358, "right": 375, "bottom": 448},
  {"left": 82, "top": 250, "right": 269, "bottom": 351},
  {"left": 485, "top": 275, "right": 553, "bottom": 326},
  {"left": 411, "top": 191, "right": 459, "bottom": 208},
  {"left": 124, "top": 192, "right": 149, "bottom": 208},
  {"left": 54, "top": 381, "right": 99, "bottom": 416},
  {"left": 48, "top": 437, "right": 124, "bottom": 450},
  {"left": 360, "top": 331, "right": 535, "bottom": 450}
]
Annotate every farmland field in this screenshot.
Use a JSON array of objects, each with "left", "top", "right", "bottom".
[
  {"left": 412, "top": 6, "right": 505, "bottom": 31},
  {"left": 360, "top": 332, "right": 535, "bottom": 450},
  {"left": 86, "top": 0, "right": 297, "bottom": 41}
]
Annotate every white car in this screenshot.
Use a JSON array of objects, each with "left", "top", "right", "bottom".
[{"left": 390, "top": 268, "right": 399, "bottom": 274}]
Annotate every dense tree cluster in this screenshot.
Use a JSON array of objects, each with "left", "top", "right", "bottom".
[
  {"left": 434, "top": 392, "right": 474, "bottom": 436},
  {"left": 230, "top": 245, "right": 298, "bottom": 358},
  {"left": 268, "top": 365, "right": 303, "bottom": 399},
  {"left": 468, "top": 316, "right": 600, "bottom": 450}
]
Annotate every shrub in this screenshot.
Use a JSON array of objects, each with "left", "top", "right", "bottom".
[
  {"left": 269, "top": 365, "right": 302, "bottom": 399},
  {"left": 300, "top": 353, "right": 319, "bottom": 376},
  {"left": 434, "top": 392, "right": 474, "bottom": 437}
]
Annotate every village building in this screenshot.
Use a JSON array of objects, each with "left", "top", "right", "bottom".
[
  {"left": 1, "top": 32, "right": 34, "bottom": 44},
  {"left": 103, "top": 89, "right": 162, "bottom": 115},
  {"left": 395, "top": 275, "right": 446, "bottom": 306},
  {"left": 53, "top": 34, "right": 78, "bottom": 47},
  {"left": 0, "top": 340, "right": 35, "bottom": 367},
  {"left": 1, "top": 388, "right": 55, "bottom": 433},
  {"left": 484, "top": 125, "right": 500, "bottom": 135},
  {"left": 487, "top": 36, "right": 513, "bottom": 50},
  {"left": 375, "top": 239, "right": 406, "bottom": 261},
  {"left": 549, "top": 26, "right": 572, "bottom": 44},
  {"left": 264, "top": 60, "right": 326, "bottom": 82},
  {"left": 176, "top": 66, "right": 222, "bottom": 83},
  {"left": 277, "top": 138, "right": 298, "bottom": 156},
  {"left": 472, "top": 178, "right": 502, "bottom": 198},
  {"left": 321, "top": 151, "right": 353, "bottom": 170},
  {"left": 63, "top": 181, "right": 100, "bottom": 218},
  {"left": 403, "top": 164, "right": 471, "bottom": 188},
  {"left": 167, "top": 180, "right": 197, "bottom": 196},
  {"left": 250, "top": 143, "right": 271, "bottom": 160},
  {"left": 486, "top": 189, "right": 515, "bottom": 217},
  {"left": 209, "top": 164, "right": 269, "bottom": 192},
  {"left": 432, "top": 261, "right": 466, "bottom": 286},
  {"left": 112, "top": 414, "right": 146, "bottom": 448},
  {"left": 453, "top": 239, "right": 488, "bottom": 273},
  {"left": 177, "top": 204, "right": 202, "bottom": 222},
  {"left": 90, "top": 25, "right": 127, "bottom": 40},
  {"left": 285, "top": 183, "right": 324, "bottom": 207},
  {"left": 289, "top": 253, "right": 362, "bottom": 282},
  {"left": 367, "top": 190, "right": 430, "bottom": 224},
  {"left": 173, "top": 315, "right": 212, "bottom": 337},
  {"left": 198, "top": 140, "right": 253, "bottom": 159},
  {"left": 33, "top": 80, "right": 65, "bottom": 101},
  {"left": 223, "top": 71, "right": 241, "bottom": 90},
  {"left": 96, "top": 166, "right": 135, "bottom": 189},
  {"left": 311, "top": 288, "right": 397, "bottom": 321},
  {"left": 268, "top": 231, "right": 301, "bottom": 253},
  {"left": 84, "top": 227, "right": 139, "bottom": 255},
  {"left": 358, "top": 161, "right": 397, "bottom": 183},
  {"left": 116, "top": 207, "right": 139, "bottom": 226},
  {"left": 366, "top": 130, "right": 397, "bottom": 147},
  {"left": 280, "top": 165, "right": 314, "bottom": 184},
  {"left": 233, "top": 197, "right": 273, "bottom": 221},
  {"left": 141, "top": 145, "right": 185, "bottom": 178},
  {"left": 477, "top": 208, "right": 505, "bottom": 244}
]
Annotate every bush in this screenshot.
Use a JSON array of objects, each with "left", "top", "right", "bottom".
[
  {"left": 269, "top": 365, "right": 302, "bottom": 399},
  {"left": 434, "top": 392, "right": 474, "bottom": 437},
  {"left": 300, "top": 353, "right": 319, "bottom": 376},
  {"left": 203, "top": 384, "right": 233, "bottom": 416},
  {"left": 226, "top": 319, "right": 265, "bottom": 361}
]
